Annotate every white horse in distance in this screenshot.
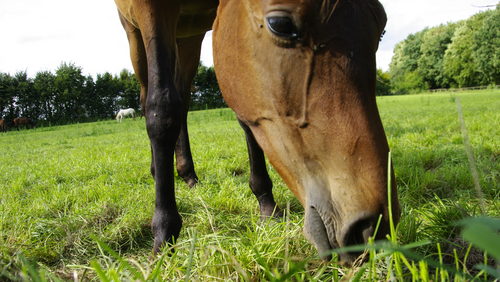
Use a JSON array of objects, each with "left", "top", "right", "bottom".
[{"left": 116, "top": 108, "right": 136, "bottom": 122}]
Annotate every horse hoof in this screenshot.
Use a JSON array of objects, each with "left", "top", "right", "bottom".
[
  {"left": 184, "top": 176, "right": 198, "bottom": 188},
  {"left": 259, "top": 207, "right": 284, "bottom": 224}
]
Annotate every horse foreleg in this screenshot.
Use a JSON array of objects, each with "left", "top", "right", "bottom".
[
  {"left": 238, "top": 119, "right": 282, "bottom": 220},
  {"left": 147, "top": 87, "right": 183, "bottom": 255},
  {"left": 124, "top": 1, "right": 183, "bottom": 255},
  {"left": 172, "top": 35, "right": 205, "bottom": 188}
]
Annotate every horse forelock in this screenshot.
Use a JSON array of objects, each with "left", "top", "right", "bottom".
[
  {"left": 320, "top": 0, "right": 340, "bottom": 23},
  {"left": 319, "top": 0, "right": 386, "bottom": 49},
  {"left": 320, "top": 0, "right": 386, "bottom": 30}
]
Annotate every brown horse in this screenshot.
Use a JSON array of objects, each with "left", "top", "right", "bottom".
[
  {"left": 115, "top": 0, "right": 400, "bottom": 264},
  {"left": 12, "top": 118, "right": 35, "bottom": 131},
  {"left": 0, "top": 119, "right": 8, "bottom": 132}
]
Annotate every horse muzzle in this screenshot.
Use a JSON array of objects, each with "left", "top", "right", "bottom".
[{"left": 302, "top": 194, "right": 383, "bottom": 266}]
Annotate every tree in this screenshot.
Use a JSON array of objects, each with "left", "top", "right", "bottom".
[
  {"left": 0, "top": 62, "right": 224, "bottom": 124},
  {"left": 54, "top": 62, "right": 87, "bottom": 122},
  {"left": 0, "top": 73, "right": 16, "bottom": 121},
  {"left": 472, "top": 6, "right": 500, "bottom": 85},
  {"left": 389, "top": 29, "right": 428, "bottom": 94},
  {"left": 401, "top": 29, "right": 428, "bottom": 72},
  {"left": 418, "top": 23, "right": 458, "bottom": 89},
  {"left": 94, "top": 72, "right": 121, "bottom": 118},
  {"left": 376, "top": 69, "right": 391, "bottom": 96},
  {"left": 444, "top": 11, "right": 492, "bottom": 87},
  {"left": 190, "top": 63, "right": 225, "bottom": 110},
  {"left": 83, "top": 75, "right": 98, "bottom": 118},
  {"left": 13, "top": 71, "right": 43, "bottom": 120},
  {"left": 117, "top": 69, "right": 140, "bottom": 111},
  {"left": 33, "top": 71, "right": 56, "bottom": 121}
]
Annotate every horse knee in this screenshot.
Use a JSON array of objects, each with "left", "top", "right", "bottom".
[{"left": 146, "top": 99, "right": 183, "bottom": 142}]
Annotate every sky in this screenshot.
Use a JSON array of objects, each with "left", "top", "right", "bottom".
[{"left": 0, "top": 0, "right": 496, "bottom": 78}]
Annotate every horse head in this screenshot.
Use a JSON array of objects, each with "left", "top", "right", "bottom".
[{"left": 214, "top": 0, "right": 400, "bottom": 264}]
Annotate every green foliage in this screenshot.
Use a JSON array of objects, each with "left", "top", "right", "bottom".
[
  {"left": 472, "top": 6, "right": 500, "bottom": 85},
  {"left": 93, "top": 72, "right": 122, "bottom": 119},
  {"left": 33, "top": 71, "right": 56, "bottom": 121},
  {"left": 401, "top": 29, "right": 428, "bottom": 72},
  {"left": 418, "top": 23, "right": 458, "bottom": 89},
  {"left": 190, "top": 63, "right": 226, "bottom": 110},
  {"left": 0, "top": 73, "right": 16, "bottom": 118},
  {"left": 376, "top": 69, "right": 391, "bottom": 96},
  {"left": 390, "top": 6, "right": 500, "bottom": 93},
  {"left": 117, "top": 69, "right": 141, "bottom": 112},
  {"left": 389, "top": 29, "right": 428, "bottom": 94},
  {"left": 54, "top": 62, "right": 88, "bottom": 121},
  {"left": 443, "top": 12, "right": 491, "bottom": 88},
  {"left": 391, "top": 69, "right": 427, "bottom": 95}
]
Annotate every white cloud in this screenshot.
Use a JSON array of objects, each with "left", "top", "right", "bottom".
[{"left": 200, "top": 31, "right": 214, "bottom": 67}]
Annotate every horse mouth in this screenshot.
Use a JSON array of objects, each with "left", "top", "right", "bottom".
[
  {"left": 303, "top": 206, "right": 335, "bottom": 261},
  {"left": 302, "top": 204, "right": 376, "bottom": 265}
]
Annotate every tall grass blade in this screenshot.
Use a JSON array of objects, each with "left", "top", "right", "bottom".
[
  {"left": 185, "top": 231, "right": 197, "bottom": 282},
  {"left": 460, "top": 218, "right": 500, "bottom": 262},
  {"left": 284, "top": 201, "right": 290, "bottom": 273},
  {"left": 387, "top": 151, "right": 396, "bottom": 240},
  {"left": 90, "top": 260, "right": 111, "bottom": 282},
  {"left": 456, "top": 97, "right": 486, "bottom": 214},
  {"left": 252, "top": 246, "right": 275, "bottom": 281},
  {"left": 275, "top": 259, "right": 310, "bottom": 282},
  {"left": 147, "top": 254, "right": 166, "bottom": 281},
  {"left": 351, "top": 264, "right": 369, "bottom": 282},
  {"left": 475, "top": 265, "right": 500, "bottom": 279},
  {"left": 387, "top": 152, "right": 404, "bottom": 281}
]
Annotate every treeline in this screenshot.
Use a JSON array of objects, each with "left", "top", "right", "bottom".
[
  {"left": 0, "top": 62, "right": 224, "bottom": 126},
  {"left": 385, "top": 4, "right": 500, "bottom": 95},
  {"left": 190, "top": 63, "right": 226, "bottom": 111}
]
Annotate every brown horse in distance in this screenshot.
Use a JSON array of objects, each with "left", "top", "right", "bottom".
[
  {"left": 115, "top": 0, "right": 400, "bottom": 265},
  {"left": 0, "top": 119, "right": 8, "bottom": 132},
  {"left": 12, "top": 118, "right": 35, "bottom": 131}
]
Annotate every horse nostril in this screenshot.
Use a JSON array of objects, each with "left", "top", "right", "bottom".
[
  {"left": 335, "top": 217, "right": 377, "bottom": 266},
  {"left": 344, "top": 218, "right": 376, "bottom": 247}
]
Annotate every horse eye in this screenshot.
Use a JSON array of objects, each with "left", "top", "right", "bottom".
[{"left": 266, "top": 16, "right": 298, "bottom": 39}]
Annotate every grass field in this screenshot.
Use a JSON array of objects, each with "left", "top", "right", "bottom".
[{"left": 1, "top": 90, "right": 499, "bottom": 281}]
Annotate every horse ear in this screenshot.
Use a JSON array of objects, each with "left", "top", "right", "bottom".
[{"left": 368, "top": 1, "right": 387, "bottom": 51}]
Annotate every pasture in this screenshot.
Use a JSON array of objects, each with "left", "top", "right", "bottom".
[{"left": 1, "top": 90, "right": 499, "bottom": 281}]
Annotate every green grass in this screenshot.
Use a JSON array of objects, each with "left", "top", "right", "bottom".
[{"left": 1, "top": 91, "right": 499, "bottom": 281}]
